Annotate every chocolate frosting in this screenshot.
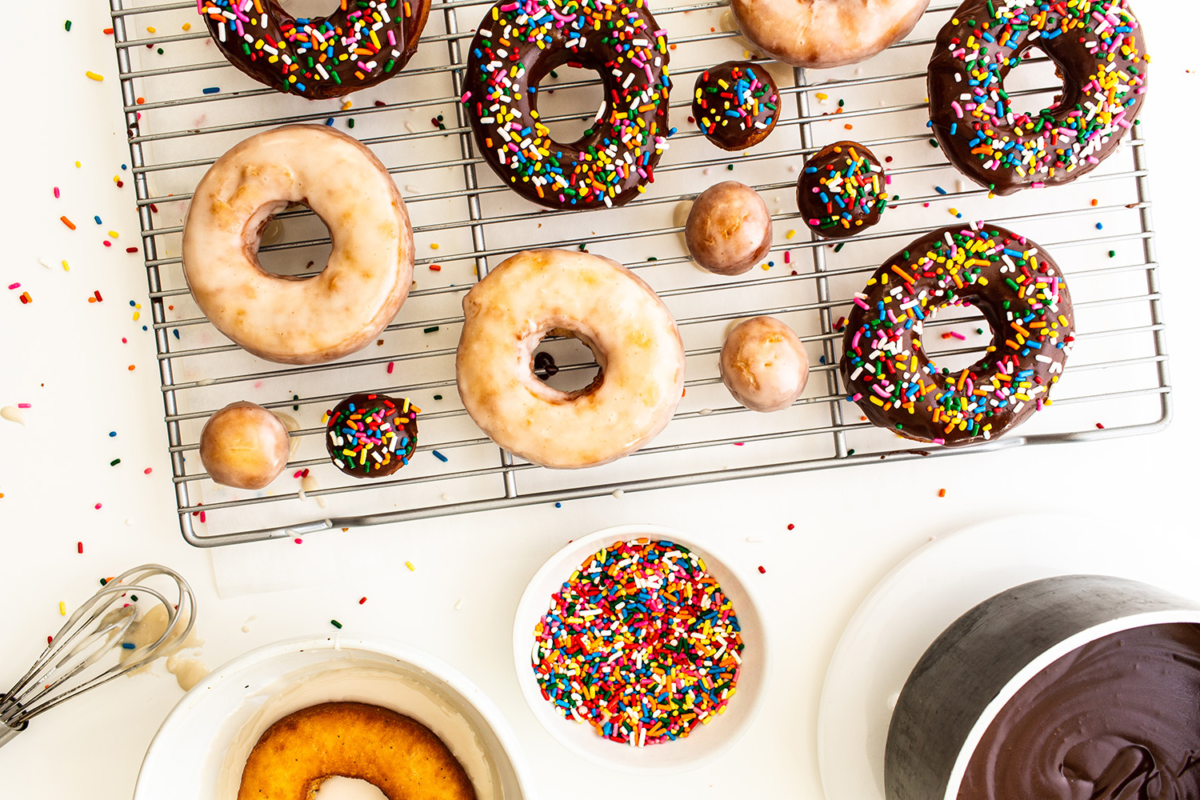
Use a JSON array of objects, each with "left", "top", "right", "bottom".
[
  {"left": 797, "top": 140, "right": 887, "bottom": 239},
  {"left": 958, "top": 623, "right": 1200, "bottom": 800},
  {"left": 928, "top": 0, "right": 1149, "bottom": 195},
  {"left": 840, "top": 224, "right": 1073, "bottom": 446},
  {"left": 463, "top": 0, "right": 671, "bottom": 210},
  {"left": 199, "top": 0, "right": 430, "bottom": 100},
  {"left": 691, "top": 61, "right": 779, "bottom": 151},
  {"left": 325, "top": 392, "right": 418, "bottom": 479}
]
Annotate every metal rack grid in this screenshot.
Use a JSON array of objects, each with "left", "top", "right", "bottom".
[{"left": 108, "top": 0, "right": 1171, "bottom": 547}]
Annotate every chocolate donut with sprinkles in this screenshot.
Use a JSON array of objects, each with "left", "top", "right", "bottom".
[
  {"left": 692, "top": 61, "right": 779, "bottom": 151},
  {"left": 324, "top": 393, "right": 418, "bottom": 479},
  {"left": 928, "top": 0, "right": 1149, "bottom": 195},
  {"left": 797, "top": 140, "right": 889, "bottom": 239},
  {"left": 462, "top": 0, "right": 672, "bottom": 210},
  {"left": 840, "top": 223, "right": 1074, "bottom": 447},
  {"left": 198, "top": 0, "right": 431, "bottom": 99}
]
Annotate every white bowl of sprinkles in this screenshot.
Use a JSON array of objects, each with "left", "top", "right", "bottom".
[{"left": 512, "top": 524, "right": 771, "bottom": 774}]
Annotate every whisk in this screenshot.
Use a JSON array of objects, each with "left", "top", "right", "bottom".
[{"left": 0, "top": 564, "right": 196, "bottom": 748}]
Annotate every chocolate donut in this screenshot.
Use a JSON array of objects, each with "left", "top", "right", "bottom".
[
  {"left": 797, "top": 141, "right": 888, "bottom": 239},
  {"left": 324, "top": 393, "right": 418, "bottom": 479},
  {"left": 928, "top": 0, "right": 1149, "bottom": 195},
  {"left": 198, "top": 0, "right": 431, "bottom": 100},
  {"left": 462, "top": 0, "right": 671, "bottom": 210},
  {"left": 692, "top": 61, "right": 779, "bottom": 151},
  {"left": 840, "top": 223, "right": 1074, "bottom": 446}
]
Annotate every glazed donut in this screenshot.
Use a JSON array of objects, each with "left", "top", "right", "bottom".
[
  {"left": 798, "top": 141, "right": 889, "bottom": 239},
  {"left": 685, "top": 181, "right": 773, "bottom": 276},
  {"left": 182, "top": 125, "right": 414, "bottom": 365},
  {"left": 324, "top": 392, "right": 419, "bottom": 479},
  {"left": 929, "top": 0, "right": 1149, "bottom": 195},
  {"left": 456, "top": 250, "right": 685, "bottom": 468},
  {"left": 721, "top": 317, "right": 810, "bottom": 412},
  {"left": 840, "top": 223, "right": 1074, "bottom": 446},
  {"left": 462, "top": 0, "right": 671, "bottom": 210},
  {"left": 692, "top": 61, "right": 780, "bottom": 151},
  {"left": 237, "top": 702, "right": 475, "bottom": 800},
  {"left": 729, "top": 0, "right": 930, "bottom": 69},
  {"left": 198, "top": 0, "right": 431, "bottom": 99},
  {"left": 199, "top": 401, "right": 290, "bottom": 490}
]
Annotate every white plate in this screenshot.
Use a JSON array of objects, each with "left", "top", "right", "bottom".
[
  {"left": 135, "top": 635, "right": 536, "bottom": 800},
  {"left": 816, "top": 514, "right": 1200, "bottom": 800},
  {"left": 512, "top": 524, "right": 770, "bottom": 775}
]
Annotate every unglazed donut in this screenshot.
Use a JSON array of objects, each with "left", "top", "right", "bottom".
[
  {"left": 236, "top": 702, "right": 475, "bottom": 800},
  {"left": 686, "top": 181, "right": 773, "bottom": 276},
  {"left": 840, "top": 223, "right": 1074, "bottom": 446},
  {"left": 720, "top": 317, "right": 810, "bottom": 412},
  {"left": 729, "top": 0, "right": 930, "bottom": 69},
  {"left": 199, "top": 401, "right": 290, "bottom": 489},
  {"left": 928, "top": 0, "right": 1149, "bottom": 195},
  {"left": 182, "top": 125, "right": 413, "bottom": 365},
  {"left": 456, "top": 250, "right": 685, "bottom": 468},
  {"left": 462, "top": 0, "right": 671, "bottom": 210},
  {"left": 198, "top": 0, "right": 431, "bottom": 99}
]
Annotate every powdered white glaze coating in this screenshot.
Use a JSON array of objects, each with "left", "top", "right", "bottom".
[
  {"left": 729, "top": 0, "right": 929, "bottom": 69},
  {"left": 182, "top": 125, "right": 413, "bottom": 364},
  {"left": 720, "top": 316, "right": 809, "bottom": 412},
  {"left": 456, "top": 250, "right": 685, "bottom": 469}
]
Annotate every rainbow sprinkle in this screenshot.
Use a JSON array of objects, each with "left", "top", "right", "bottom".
[
  {"left": 532, "top": 539, "right": 743, "bottom": 746},
  {"left": 324, "top": 393, "right": 418, "bottom": 477},
  {"left": 464, "top": 0, "right": 671, "bottom": 208}
]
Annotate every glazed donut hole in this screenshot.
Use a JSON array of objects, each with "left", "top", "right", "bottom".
[{"left": 685, "top": 181, "right": 773, "bottom": 276}]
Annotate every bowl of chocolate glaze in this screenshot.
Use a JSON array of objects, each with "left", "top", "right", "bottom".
[{"left": 886, "top": 574, "right": 1200, "bottom": 800}]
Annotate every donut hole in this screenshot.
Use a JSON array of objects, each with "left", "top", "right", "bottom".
[
  {"left": 311, "top": 776, "right": 387, "bottom": 798},
  {"left": 920, "top": 302, "right": 995, "bottom": 375},
  {"left": 531, "top": 331, "right": 603, "bottom": 394},
  {"left": 533, "top": 63, "right": 606, "bottom": 145},
  {"left": 252, "top": 202, "right": 334, "bottom": 278},
  {"left": 1000, "top": 46, "right": 1069, "bottom": 121},
  {"left": 278, "top": 0, "right": 342, "bottom": 18}
]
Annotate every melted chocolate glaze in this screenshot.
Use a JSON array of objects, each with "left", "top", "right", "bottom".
[
  {"left": 797, "top": 140, "right": 887, "bottom": 240},
  {"left": 691, "top": 61, "right": 779, "bottom": 151},
  {"left": 200, "top": 0, "right": 430, "bottom": 100},
  {"left": 840, "top": 224, "right": 1073, "bottom": 447},
  {"left": 959, "top": 623, "right": 1200, "bottom": 800},
  {"left": 325, "top": 392, "right": 418, "bottom": 479},
  {"left": 928, "top": 0, "right": 1148, "bottom": 195}
]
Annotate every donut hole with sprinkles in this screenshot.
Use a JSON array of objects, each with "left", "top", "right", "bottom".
[
  {"left": 531, "top": 332, "right": 602, "bottom": 394},
  {"left": 532, "top": 63, "right": 607, "bottom": 145}
]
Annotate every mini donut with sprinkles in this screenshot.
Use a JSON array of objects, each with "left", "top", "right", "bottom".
[
  {"left": 840, "top": 223, "right": 1074, "bottom": 447},
  {"left": 463, "top": 0, "right": 672, "bottom": 210},
  {"left": 797, "top": 141, "right": 889, "bottom": 239},
  {"left": 199, "top": 0, "right": 431, "bottom": 99},
  {"left": 324, "top": 393, "right": 418, "bottom": 478},
  {"left": 928, "top": 0, "right": 1149, "bottom": 195},
  {"left": 692, "top": 61, "right": 779, "bottom": 151}
]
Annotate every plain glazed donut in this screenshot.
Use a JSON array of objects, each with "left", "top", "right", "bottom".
[
  {"left": 928, "top": 0, "right": 1149, "bottom": 195},
  {"left": 840, "top": 223, "right": 1074, "bottom": 446},
  {"left": 720, "top": 317, "right": 810, "bottom": 412},
  {"left": 729, "top": 0, "right": 930, "bottom": 69},
  {"left": 182, "top": 125, "right": 413, "bottom": 365},
  {"left": 199, "top": 401, "right": 290, "bottom": 490},
  {"left": 236, "top": 702, "right": 475, "bottom": 800},
  {"left": 456, "top": 250, "right": 685, "bottom": 468},
  {"left": 462, "top": 0, "right": 671, "bottom": 210}
]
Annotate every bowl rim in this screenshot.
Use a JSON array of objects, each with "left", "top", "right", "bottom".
[
  {"left": 135, "top": 633, "right": 538, "bottom": 800},
  {"left": 942, "top": 606, "right": 1200, "bottom": 800},
  {"left": 511, "top": 523, "right": 772, "bottom": 775}
]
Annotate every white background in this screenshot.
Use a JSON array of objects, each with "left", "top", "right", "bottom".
[{"left": 1, "top": 2, "right": 1197, "bottom": 798}]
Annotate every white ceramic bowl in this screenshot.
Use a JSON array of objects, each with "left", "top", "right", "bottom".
[
  {"left": 135, "top": 635, "right": 536, "bottom": 800},
  {"left": 512, "top": 524, "right": 770, "bottom": 775}
]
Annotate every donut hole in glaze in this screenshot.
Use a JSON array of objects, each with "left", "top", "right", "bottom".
[
  {"left": 533, "top": 61, "right": 607, "bottom": 145},
  {"left": 914, "top": 301, "right": 998, "bottom": 377},
  {"left": 246, "top": 200, "right": 335, "bottom": 279},
  {"left": 996, "top": 46, "right": 1071, "bottom": 122},
  {"left": 529, "top": 328, "right": 604, "bottom": 395},
  {"left": 310, "top": 776, "right": 388, "bottom": 799}
]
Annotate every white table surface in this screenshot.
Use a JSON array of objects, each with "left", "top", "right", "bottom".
[{"left": 2, "top": 3, "right": 1197, "bottom": 798}]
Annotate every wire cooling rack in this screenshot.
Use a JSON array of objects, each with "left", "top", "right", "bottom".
[{"left": 108, "top": 0, "right": 1170, "bottom": 547}]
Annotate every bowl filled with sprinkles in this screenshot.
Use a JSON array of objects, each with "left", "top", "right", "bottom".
[{"left": 513, "top": 524, "right": 770, "bottom": 773}]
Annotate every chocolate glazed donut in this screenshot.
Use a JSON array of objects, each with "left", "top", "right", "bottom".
[
  {"left": 463, "top": 0, "right": 671, "bottom": 210},
  {"left": 198, "top": 0, "right": 431, "bottom": 99},
  {"left": 928, "top": 0, "right": 1149, "bottom": 195},
  {"left": 840, "top": 224, "right": 1073, "bottom": 447}
]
